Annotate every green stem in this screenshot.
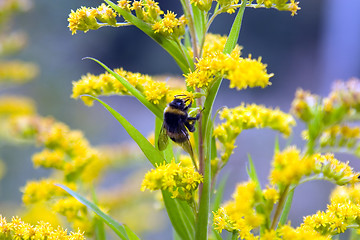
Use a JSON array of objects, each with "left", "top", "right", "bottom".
[
  {"left": 182, "top": 0, "right": 199, "bottom": 60},
  {"left": 271, "top": 185, "right": 290, "bottom": 229},
  {"left": 231, "top": 231, "right": 237, "bottom": 240}
]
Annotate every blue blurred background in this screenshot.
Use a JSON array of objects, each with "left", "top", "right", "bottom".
[{"left": 1, "top": 0, "right": 360, "bottom": 238}]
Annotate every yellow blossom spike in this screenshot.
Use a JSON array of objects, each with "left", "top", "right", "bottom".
[
  {"left": 22, "top": 179, "right": 76, "bottom": 204},
  {"left": 213, "top": 181, "right": 264, "bottom": 238},
  {"left": 141, "top": 160, "right": 203, "bottom": 202},
  {"left": 185, "top": 50, "right": 273, "bottom": 91},
  {"left": 0, "top": 61, "right": 38, "bottom": 84},
  {"left": 0, "top": 215, "right": 85, "bottom": 240},
  {"left": 0, "top": 95, "right": 36, "bottom": 117}
]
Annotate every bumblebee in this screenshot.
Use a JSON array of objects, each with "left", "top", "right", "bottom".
[{"left": 157, "top": 95, "right": 200, "bottom": 159}]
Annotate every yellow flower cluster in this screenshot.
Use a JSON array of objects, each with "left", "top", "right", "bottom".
[
  {"left": 22, "top": 179, "right": 76, "bottom": 205},
  {"left": 152, "top": 11, "right": 187, "bottom": 38},
  {"left": 124, "top": 0, "right": 163, "bottom": 23},
  {"left": 319, "top": 125, "right": 360, "bottom": 153},
  {"left": 269, "top": 147, "right": 360, "bottom": 187},
  {"left": 252, "top": 0, "right": 300, "bottom": 16},
  {"left": 141, "top": 161, "right": 203, "bottom": 201},
  {"left": 292, "top": 78, "right": 360, "bottom": 126},
  {"left": 270, "top": 147, "right": 315, "bottom": 186},
  {"left": 313, "top": 153, "right": 360, "bottom": 186},
  {"left": 323, "top": 78, "right": 360, "bottom": 113},
  {"left": 0, "top": 215, "right": 85, "bottom": 240},
  {"left": 190, "top": 0, "right": 212, "bottom": 12},
  {"left": 213, "top": 104, "right": 295, "bottom": 163},
  {"left": 10, "top": 115, "right": 103, "bottom": 183},
  {"left": 301, "top": 199, "right": 360, "bottom": 235},
  {"left": 0, "top": 95, "right": 36, "bottom": 117},
  {"left": 200, "top": 33, "right": 243, "bottom": 58},
  {"left": 213, "top": 181, "right": 264, "bottom": 239},
  {"left": 185, "top": 48, "right": 273, "bottom": 90},
  {"left": 278, "top": 224, "right": 329, "bottom": 240},
  {"left": 53, "top": 197, "right": 93, "bottom": 234},
  {"left": 68, "top": 4, "right": 117, "bottom": 34},
  {"left": 72, "top": 68, "right": 173, "bottom": 106},
  {"left": 0, "top": 61, "right": 38, "bottom": 84}
]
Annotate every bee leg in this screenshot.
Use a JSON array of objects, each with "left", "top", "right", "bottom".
[
  {"left": 187, "top": 112, "right": 200, "bottom": 121},
  {"left": 185, "top": 121, "right": 196, "bottom": 132},
  {"left": 183, "top": 102, "right": 192, "bottom": 111}
]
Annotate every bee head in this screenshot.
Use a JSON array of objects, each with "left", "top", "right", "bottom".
[{"left": 169, "top": 98, "right": 186, "bottom": 110}]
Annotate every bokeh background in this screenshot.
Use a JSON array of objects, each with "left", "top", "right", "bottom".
[{"left": 1, "top": 0, "right": 360, "bottom": 239}]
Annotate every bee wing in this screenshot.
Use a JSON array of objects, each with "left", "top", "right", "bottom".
[
  {"left": 157, "top": 123, "right": 169, "bottom": 151},
  {"left": 178, "top": 127, "right": 194, "bottom": 159}
]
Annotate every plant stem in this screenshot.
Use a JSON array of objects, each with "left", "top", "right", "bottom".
[
  {"left": 182, "top": 0, "right": 199, "bottom": 60},
  {"left": 271, "top": 184, "right": 290, "bottom": 229}
]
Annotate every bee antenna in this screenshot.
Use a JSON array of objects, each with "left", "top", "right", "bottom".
[{"left": 174, "top": 94, "right": 187, "bottom": 98}]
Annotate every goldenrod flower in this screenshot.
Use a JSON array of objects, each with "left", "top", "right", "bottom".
[
  {"left": 252, "top": 0, "right": 301, "bottom": 16},
  {"left": 10, "top": 115, "right": 103, "bottom": 183},
  {"left": 263, "top": 186, "right": 280, "bottom": 204},
  {"left": 152, "top": 11, "right": 187, "bottom": 38},
  {"left": 53, "top": 197, "right": 87, "bottom": 221},
  {"left": 313, "top": 153, "right": 360, "bottom": 185},
  {"left": 68, "top": 4, "right": 117, "bottom": 35},
  {"left": 0, "top": 215, "right": 85, "bottom": 240},
  {"left": 279, "top": 224, "right": 329, "bottom": 240},
  {"left": 72, "top": 68, "right": 172, "bottom": 106},
  {"left": 141, "top": 161, "right": 203, "bottom": 201},
  {"left": 185, "top": 49, "right": 273, "bottom": 91},
  {"left": 0, "top": 95, "right": 36, "bottom": 117},
  {"left": 200, "top": 33, "right": 242, "bottom": 58},
  {"left": 0, "top": 61, "right": 38, "bottom": 84},
  {"left": 22, "top": 179, "right": 76, "bottom": 205},
  {"left": 269, "top": 147, "right": 315, "bottom": 186},
  {"left": 190, "top": 0, "right": 212, "bottom": 11},
  {"left": 214, "top": 104, "right": 295, "bottom": 163},
  {"left": 213, "top": 181, "right": 264, "bottom": 238}
]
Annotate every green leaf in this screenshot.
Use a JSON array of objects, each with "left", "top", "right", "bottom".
[
  {"left": 57, "top": 184, "right": 140, "bottom": 240},
  {"left": 84, "top": 57, "right": 163, "bottom": 120},
  {"left": 278, "top": 188, "right": 294, "bottom": 227},
  {"left": 223, "top": 1, "right": 246, "bottom": 54},
  {"left": 191, "top": 4, "right": 206, "bottom": 46},
  {"left": 246, "top": 154, "right": 262, "bottom": 193},
  {"left": 95, "top": 217, "right": 106, "bottom": 240},
  {"left": 212, "top": 174, "right": 229, "bottom": 212},
  {"left": 162, "top": 191, "right": 195, "bottom": 240},
  {"left": 104, "top": 0, "right": 193, "bottom": 73},
  {"left": 86, "top": 95, "right": 164, "bottom": 166}
]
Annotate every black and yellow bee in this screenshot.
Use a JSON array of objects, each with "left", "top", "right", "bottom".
[{"left": 157, "top": 95, "right": 200, "bottom": 158}]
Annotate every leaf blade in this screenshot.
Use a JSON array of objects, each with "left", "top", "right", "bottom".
[
  {"left": 86, "top": 95, "right": 164, "bottom": 166},
  {"left": 57, "top": 184, "right": 136, "bottom": 240}
]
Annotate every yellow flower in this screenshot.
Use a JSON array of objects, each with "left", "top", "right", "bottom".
[
  {"left": 213, "top": 181, "right": 264, "bottom": 238},
  {"left": 141, "top": 161, "right": 203, "bottom": 201},
  {"left": 269, "top": 147, "right": 315, "bottom": 186},
  {"left": 263, "top": 186, "right": 280, "bottom": 204},
  {"left": 185, "top": 50, "right": 273, "bottom": 91},
  {"left": 227, "top": 55, "right": 273, "bottom": 90},
  {"left": 68, "top": 6, "right": 100, "bottom": 34},
  {"left": 0, "top": 215, "right": 85, "bottom": 240},
  {"left": 72, "top": 68, "right": 172, "bottom": 106},
  {"left": 0, "top": 95, "right": 36, "bottom": 117},
  {"left": 22, "top": 179, "right": 76, "bottom": 204},
  {"left": 0, "top": 61, "right": 38, "bottom": 84},
  {"left": 214, "top": 104, "right": 295, "bottom": 163}
]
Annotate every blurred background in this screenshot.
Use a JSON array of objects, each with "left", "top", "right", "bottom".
[{"left": 1, "top": 0, "right": 360, "bottom": 239}]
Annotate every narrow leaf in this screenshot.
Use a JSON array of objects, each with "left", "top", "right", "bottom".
[
  {"left": 83, "top": 57, "right": 163, "bottom": 120},
  {"left": 212, "top": 173, "right": 229, "bottom": 212},
  {"left": 162, "top": 191, "right": 194, "bottom": 240},
  {"left": 223, "top": 1, "right": 246, "bottom": 54},
  {"left": 57, "top": 185, "right": 135, "bottom": 240},
  {"left": 104, "top": 0, "right": 193, "bottom": 73},
  {"left": 124, "top": 225, "right": 141, "bottom": 240},
  {"left": 87, "top": 95, "right": 164, "bottom": 166},
  {"left": 274, "top": 135, "right": 280, "bottom": 153},
  {"left": 191, "top": 5, "right": 205, "bottom": 46},
  {"left": 246, "top": 154, "right": 262, "bottom": 193}
]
